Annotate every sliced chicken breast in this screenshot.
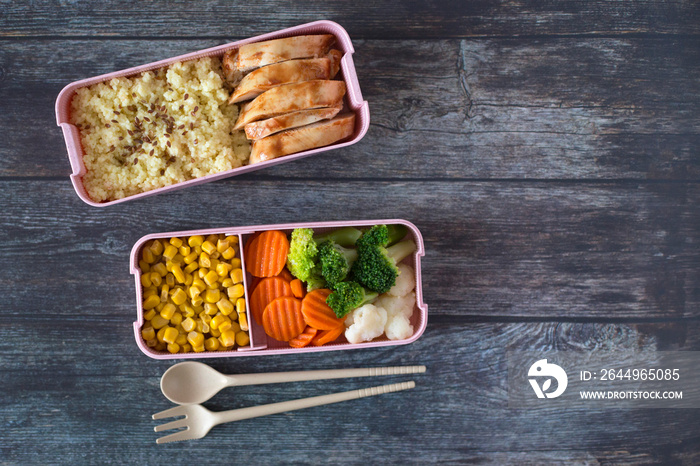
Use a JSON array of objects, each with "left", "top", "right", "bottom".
[
  {"left": 249, "top": 113, "right": 355, "bottom": 164},
  {"left": 223, "top": 35, "right": 336, "bottom": 86},
  {"left": 244, "top": 106, "right": 342, "bottom": 140},
  {"left": 327, "top": 49, "right": 343, "bottom": 78},
  {"left": 233, "top": 80, "right": 346, "bottom": 130},
  {"left": 228, "top": 57, "right": 333, "bottom": 104}
]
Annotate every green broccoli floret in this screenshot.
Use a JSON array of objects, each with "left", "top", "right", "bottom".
[
  {"left": 317, "top": 241, "right": 358, "bottom": 288},
  {"left": 326, "top": 281, "right": 378, "bottom": 318},
  {"left": 355, "top": 224, "right": 409, "bottom": 249},
  {"left": 351, "top": 225, "right": 416, "bottom": 294},
  {"left": 287, "top": 227, "right": 363, "bottom": 290}
]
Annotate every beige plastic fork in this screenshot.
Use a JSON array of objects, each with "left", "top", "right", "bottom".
[{"left": 153, "top": 381, "right": 415, "bottom": 444}]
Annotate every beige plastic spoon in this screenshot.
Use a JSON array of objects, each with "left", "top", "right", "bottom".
[{"left": 161, "top": 361, "right": 426, "bottom": 405}]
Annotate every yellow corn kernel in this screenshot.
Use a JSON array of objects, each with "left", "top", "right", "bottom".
[
  {"left": 149, "top": 272, "right": 162, "bottom": 287},
  {"left": 163, "top": 327, "right": 178, "bottom": 344},
  {"left": 206, "top": 234, "right": 219, "bottom": 243},
  {"left": 182, "top": 304, "right": 195, "bottom": 318},
  {"left": 171, "top": 287, "right": 187, "bottom": 305},
  {"left": 219, "top": 330, "right": 237, "bottom": 347},
  {"left": 191, "top": 295, "right": 203, "bottom": 307},
  {"left": 156, "top": 327, "right": 168, "bottom": 343},
  {"left": 204, "top": 337, "right": 220, "bottom": 351},
  {"left": 216, "top": 239, "right": 229, "bottom": 253},
  {"left": 199, "top": 252, "right": 211, "bottom": 269},
  {"left": 179, "top": 343, "right": 190, "bottom": 353},
  {"left": 217, "top": 297, "right": 234, "bottom": 315},
  {"left": 160, "top": 284, "right": 170, "bottom": 302},
  {"left": 170, "top": 312, "right": 183, "bottom": 326},
  {"left": 149, "top": 239, "right": 164, "bottom": 255},
  {"left": 140, "top": 273, "right": 152, "bottom": 288},
  {"left": 203, "top": 270, "right": 219, "bottom": 287},
  {"left": 188, "top": 235, "right": 204, "bottom": 247},
  {"left": 141, "top": 327, "right": 156, "bottom": 341},
  {"left": 162, "top": 244, "right": 178, "bottom": 261},
  {"left": 196, "top": 320, "right": 210, "bottom": 334},
  {"left": 143, "top": 286, "right": 158, "bottom": 299},
  {"left": 171, "top": 254, "right": 184, "bottom": 266},
  {"left": 197, "top": 268, "right": 208, "bottom": 279},
  {"left": 160, "top": 303, "right": 176, "bottom": 320},
  {"left": 152, "top": 262, "right": 167, "bottom": 277},
  {"left": 237, "top": 309, "right": 249, "bottom": 331},
  {"left": 169, "top": 237, "right": 183, "bottom": 248},
  {"left": 187, "top": 331, "right": 204, "bottom": 347},
  {"left": 139, "top": 260, "right": 151, "bottom": 273},
  {"left": 229, "top": 258, "right": 242, "bottom": 269},
  {"left": 142, "top": 247, "right": 156, "bottom": 264},
  {"left": 221, "top": 278, "right": 233, "bottom": 288},
  {"left": 183, "top": 251, "right": 199, "bottom": 265},
  {"left": 227, "top": 284, "right": 245, "bottom": 300},
  {"left": 155, "top": 342, "right": 167, "bottom": 351},
  {"left": 184, "top": 274, "right": 194, "bottom": 286},
  {"left": 146, "top": 338, "right": 157, "bottom": 348},
  {"left": 183, "top": 262, "right": 199, "bottom": 273},
  {"left": 204, "top": 288, "right": 221, "bottom": 304},
  {"left": 211, "top": 252, "right": 221, "bottom": 261},
  {"left": 222, "top": 247, "right": 236, "bottom": 260},
  {"left": 226, "top": 235, "right": 239, "bottom": 244},
  {"left": 194, "top": 245, "right": 202, "bottom": 255},
  {"left": 175, "top": 333, "right": 188, "bottom": 346},
  {"left": 179, "top": 245, "right": 191, "bottom": 256},
  {"left": 203, "top": 303, "right": 219, "bottom": 316},
  {"left": 167, "top": 342, "right": 180, "bottom": 354},
  {"left": 171, "top": 264, "right": 186, "bottom": 284},
  {"left": 229, "top": 321, "right": 241, "bottom": 333},
  {"left": 199, "top": 313, "right": 212, "bottom": 325},
  {"left": 230, "top": 268, "right": 244, "bottom": 284},
  {"left": 216, "top": 262, "right": 232, "bottom": 277},
  {"left": 201, "top": 240, "right": 216, "bottom": 256},
  {"left": 143, "top": 294, "right": 160, "bottom": 310},
  {"left": 210, "top": 314, "right": 229, "bottom": 330},
  {"left": 188, "top": 286, "right": 201, "bottom": 300},
  {"left": 191, "top": 277, "right": 206, "bottom": 292},
  {"left": 144, "top": 309, "right": 157, "bottom": 321},
  {"left": 165, "top": 273, "right": 175, "bottom": 287},
  {"left": 235, "top": 298, "right": 246, "bottom": 317},
  {"left": 155, "top": 302, "right": 165, "bottom": 313},
  {"left": 235, "top": 331, "right": 250, "bottom": 347},
  {"left": 218, "top": 319, "right": 232, "bottom": 333},
  {"left": 193, "top": 344, "right": 205, "bottom": 353},
  {"left": 181, "top": 317, "right": 196, "bottom": 332},
  {"left": 210, "top": 327, "right": 222, "bottom": 337}
]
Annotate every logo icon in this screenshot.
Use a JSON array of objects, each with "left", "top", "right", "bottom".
[{"left": 528, "top": 359, "right": 568, "bottom": 399}]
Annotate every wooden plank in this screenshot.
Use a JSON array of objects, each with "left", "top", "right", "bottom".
[
  {"left": 2, "top": 38, "right": 699, "bottom": 179},
  {"left": 1, "top": 1, "right": 699, "bottom": 39},
  {"left": 1, "top": 321, "right": 698, "bottom": 462},
  {"left": 1, "top": 180, "right": 697, "bottom": 319}
]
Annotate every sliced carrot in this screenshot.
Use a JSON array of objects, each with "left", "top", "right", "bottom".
[
  {"left": 277, "top": 267, "right": 295, "bottom": 283},
  {"left": 262, "top": 296, "right": 305, "bottom": 342},
  {"left": 243, "top": 231, "right": 261, "bottom": 261},
  {"left": 301, "top": 289, "right": 346, "bottom": 330},
  {"left": 290, "top": 278, "right": 305, "bottom": 299},
  {"left": 311, "top": 324, "right": 345, "bottom": 346},
  {"left": 245, "top": 230, "right": 289, "bottom": 278},
  {"left": 289, "top": 326, "right": 318, "bottom": 348},
  {"left": 250, "top": 277, "right": 293, "bottom": 326}
]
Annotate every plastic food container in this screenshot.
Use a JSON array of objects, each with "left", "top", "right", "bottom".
[
  {"left": 130, "top": 219, "right": 427, "bottom": 359},
  {"left": 55, "top": 20, "right": 369, "bottom": 207}
]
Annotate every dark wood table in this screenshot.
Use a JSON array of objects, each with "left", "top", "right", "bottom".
[{"left": 2, "top": 2, "right": 699, "bottom": 463}]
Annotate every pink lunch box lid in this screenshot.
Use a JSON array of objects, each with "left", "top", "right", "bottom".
[
  {"left": 55, "top": 20, "right": 370, "bottom": 207},
  {"left": 130, "top": 219, "right": 428, "bottom": 359}
]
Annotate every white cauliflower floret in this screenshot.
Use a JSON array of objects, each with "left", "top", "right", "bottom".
[
  {"left": 376, "top": 292, "right": 415, "bottom": 340},
  {"left": 344, "top": 304, "right": 388, "bottom": 344},
  {"left": 384, "top": 313, "right": 413, "bottom": 340},
  {"left": 387, "top": 264, "right": 415, "bottom": 297},
  {"left": 376, "top": 291, "right": 415, "bottom": 319}
]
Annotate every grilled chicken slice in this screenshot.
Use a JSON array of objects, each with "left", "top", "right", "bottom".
[
  {"left": 228, "top": 57, "right": 333, "bottom": 104},
  {"left": 233, "top": 80, "right": 346, "bottom": 130},
  {"left": 327, "top": 49, "right": 342, "bottom": 78},
  {"left": 223, "top": 35, "right": 335, "bottom": 85},
  {"left": 249, "top": 113, "right": 355, "bottom": 164},
  {"left": 244, "top": 106, "right": 342, "bottom": 140}
]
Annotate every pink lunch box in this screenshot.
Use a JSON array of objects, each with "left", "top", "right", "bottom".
[
  {"left": 130, "top": 219, "right": 428, "bottom": 359},
  {"left": 55, "top": 20, "right": 369, "bottom": 207}
]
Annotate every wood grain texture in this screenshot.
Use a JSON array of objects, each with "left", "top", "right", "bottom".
[
  {"left": 0, "top": 180, "right": 697, "bottom": 319},
  {"left": 1, "top": 0, "right": 699, "bottom": 39},
  {"left": 1, "top": 321, "right": 699, "bottom": 463},
  {"left": 1, "top": 38, "right": 698, "bottom": 179}
]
